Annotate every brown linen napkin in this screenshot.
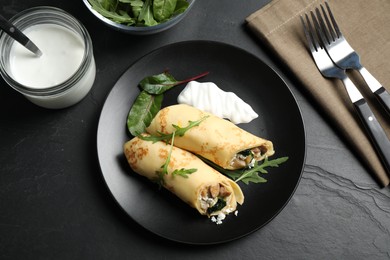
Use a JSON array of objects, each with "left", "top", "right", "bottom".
[{"left": 246, "top": 0, "right": 390, "bottom": 186}]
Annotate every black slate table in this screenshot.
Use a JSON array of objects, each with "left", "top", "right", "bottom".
[{"left": 1, "top": 1, "right": 389, "bottom": 259}]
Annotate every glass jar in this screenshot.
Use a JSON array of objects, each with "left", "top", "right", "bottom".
[{"left": 0, "top": 6, "right": 96, "bottom": 109}]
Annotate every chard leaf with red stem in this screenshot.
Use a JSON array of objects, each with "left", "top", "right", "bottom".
[{"left": 140, "top": 71, "right": 209, "bottom": 95}]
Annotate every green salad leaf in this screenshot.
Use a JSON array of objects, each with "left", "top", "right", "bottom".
[
  {"left": 88, "top": 0, "right": 190, "bottom": 27},
  {"left": 139, "top": 72, "right": 178, "bottom": 94},
  {"left": 127, "top": 90, "right": 163, "bottom": 136},
  {"left": 138, "top": 0, "right": 158, "bottom": 26},
  {"left": 153, "top": 0, "right": 177, "bottom": 22},
  {"left": 88, "top": 0, "right": 136, "bottom": 25},
  {"left": 126, "top": 71, "right": 208, "bottom": 136},
  {"left": 140, "top": 71, "right": 209, "bottom": 95}
]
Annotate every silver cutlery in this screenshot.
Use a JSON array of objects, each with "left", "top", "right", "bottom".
[
  {"left": 300, "top": 12, "right": 390, "bottom": 175},
  {"left": 313, "top": 2, "right": 390, "bottom": 116}
]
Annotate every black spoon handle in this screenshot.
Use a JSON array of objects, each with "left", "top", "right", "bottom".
[{"left": 0, "top": 14, "right": 42, "bottom": 56}]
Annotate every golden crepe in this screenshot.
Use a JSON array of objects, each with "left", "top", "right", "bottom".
[
  {"left": 123, "top": 136, "right": 244, "bottom": 217},
  {"left": 146, "top": 104, "right": 274, "bottom": 170}
]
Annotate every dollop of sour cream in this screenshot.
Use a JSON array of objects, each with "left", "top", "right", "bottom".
[{"left": 177, "top": 81, "right": 258, "bottom": 124}]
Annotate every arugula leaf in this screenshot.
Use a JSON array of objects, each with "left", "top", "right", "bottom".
[
  {"left": 200, "top": 156, "right": 289, "bottom": 185},
  {"left": 153, "top": 171, "right": 165, "bottom": 189},
  {"left": 240, "top": 173, "right": 267, "bottom": 185},
  {"left": 127, "top": 90, "right": 163, "bottom": 136},
  {"left": 154, "top": 130, "right": 197, "bottom": 188},
  {"left": 171, "top": 168, "right": 197, "bottom": 178},
  {"left": 139, "top": 116, "right": 209, "bottom": 143},
  {"left": 129, "top": 0, "right": 144, "bottom": 17},
  {"left": 234, "top": 157, "right": 289, "bottom": 184},
  {"left": 172, "top": 118, "right": 209, "bottom": 136},
  {"left": 138, "top": 0, "right": 158, "bottom": 26},
  {"left": 160, "top": 130, "right": 175, "bottom": 175}
]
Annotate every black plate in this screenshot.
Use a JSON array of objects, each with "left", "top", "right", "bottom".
[{"left": 97, "top": 40, "right": 306, "bottom": 244}]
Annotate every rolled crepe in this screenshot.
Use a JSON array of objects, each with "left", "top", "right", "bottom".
[
  {"left": 124, "top": 136, "right": 244, "bottom": 217},
  {"left": 146, "top": 104, "right": 274, "bottom": 170}
]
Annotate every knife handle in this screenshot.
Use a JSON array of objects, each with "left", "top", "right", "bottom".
[
  {"left": 374, "top": 87, "right": 390, "bottom": 116},
  {"left": 358, "top": 67, "right": 390, "bottom": 116},
  {"left": 354, "top": 99, "right": 390, "bottom": 174}
]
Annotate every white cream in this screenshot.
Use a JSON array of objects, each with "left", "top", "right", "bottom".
[
  {"left": 177, "top": 81, "right": 258, "bottom": 124},
  {"left": 10, "top": 24, "right": 84, "bottom": 88},
  {"left": 8, "top": 23, "right": 95, "bottom": 108}
]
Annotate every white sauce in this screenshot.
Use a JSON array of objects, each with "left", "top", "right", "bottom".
[
  {"left": 8, "top": 23, "right": 96, "bottom": 109},
  {"left": 177, "top": 81, "right": 258, "bottom": 124},
  {"left": 10, "top": 24, "right": 85, "bottom": 88}
]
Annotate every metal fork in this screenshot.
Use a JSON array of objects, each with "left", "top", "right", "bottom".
[
  {"left": 314, "top": 2, "right": 390, "bottom": 116},
  {"left": 300, "top": 13, "right": 390, "bottom": 175}
]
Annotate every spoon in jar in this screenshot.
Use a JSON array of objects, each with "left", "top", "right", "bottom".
[{"left": 0, "top": 14, "right": 42, "bottom": 57}]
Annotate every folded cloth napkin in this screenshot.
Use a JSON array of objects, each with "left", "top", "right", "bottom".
[{"left": 246, "top": 0, "right": 390, "bottom": 186}]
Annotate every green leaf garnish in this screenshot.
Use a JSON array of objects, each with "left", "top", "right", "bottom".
[
  {"left": 127, "top": 90, "right": 163, "bottom": 136},
  {"left": 140, "top": 71, "right": 209, "bottom": 95},
  {"left": 160, "top": 130, "right": 176, "bottom": 175},
  {"left": 200, "top": 156, "right": 289, "bottom": 185},
  {"left": 154, "top": 129, "right": 197, "bottom": 187},
  {"left": 171, "top": 168, "right": 197, "bottom": 178},
  {"left": 233, "top": 157, "right": 289, "bottom": 184},
  {"left": 139, "top": 72, "right": 178, "bottom": 94},
  {"left": 126, "top": 71, "right": 209, "bottom": 136},
  {"left": 139, "top": 116, "right": 209, "bottom": 143},
  {"left": 153, "top": 171, "right": 166, "bottom": 189}
]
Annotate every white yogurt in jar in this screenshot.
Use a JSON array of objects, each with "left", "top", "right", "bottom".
[
  {"left": 8, "top": 23, "right": 95, "bottom": 109},
  {"left": 10, "top": 24, "right": 84, "bottom": 88},
  {"left": 177, "top": 81, "right": 258, "bottom": 124}
]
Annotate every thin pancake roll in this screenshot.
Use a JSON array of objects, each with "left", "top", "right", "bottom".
[
  {"left": 123, "top": 136, "right": 244, "bottom": 217},
  {"left": 146, "top": 104, "right": 275, "bottom": 170}
]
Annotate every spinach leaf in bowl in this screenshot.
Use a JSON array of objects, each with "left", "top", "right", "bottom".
[{"left": 88, "top": 0, "right": 190, "bottom": 27}]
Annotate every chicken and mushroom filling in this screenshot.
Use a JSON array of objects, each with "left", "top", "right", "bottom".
[
  {"left": 199, "top": 184, "right": 232, "bottom": 214},
  {"left": 230, "top": 146, "right": 268, "bottom": 169}
]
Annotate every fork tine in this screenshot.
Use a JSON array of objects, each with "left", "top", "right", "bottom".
[
  {"left": 310, "top": 10, "right": 328, "bottom": 48},
  {"left": 300, "top": 14, "right": 317, "bottom": 52},
  {"left": 300, "top": 15, "right": 312, "bottom": 50},
  {"left": 306, "top": 13, "right": 320, "bottom": 51},
  {"left": 325, "top": 1, "right": 342, "bottom": 38},
  {"left": 314, "top": 8, "right": 332, "bottom": 45},
  {"left": 320, "top": 4, "right": 337, "bottom": 41}
]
